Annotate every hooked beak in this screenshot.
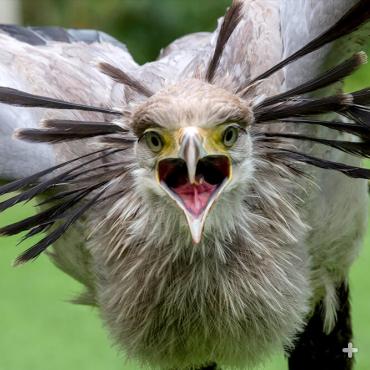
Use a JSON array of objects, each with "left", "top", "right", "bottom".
[{"left": 157, "top": 128, "right": 232, "bottom": 243}]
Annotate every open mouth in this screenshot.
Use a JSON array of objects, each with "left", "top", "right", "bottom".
[{"left": 158, "top": 155, "right": 231, "bottom": 218}]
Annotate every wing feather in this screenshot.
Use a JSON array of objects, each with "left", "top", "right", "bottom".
[
  {"left": 0, "top": 25, "right": 129, "bottom": 51},
  {"left": 0, "top": 27, "right": 140, "bottom": 294},
  {"left": 281, "top": 0, "right": 370, "bottom": 89},
  {"left": 0, "top": 29, "right": 139, "bottom": 182}
]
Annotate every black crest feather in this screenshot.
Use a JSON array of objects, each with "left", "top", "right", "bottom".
[
  {"left": 15, "top": 120, "right": 126, "bottom": 143},
  {"left": 0, "top": 87, "right": 122, "bottom": 115},
  {"left": 0, "top": 149, "right": 123, "bottom": 213},
  {"left": 351, "top": 88, "right": 370, "bottom": 105},
  {"left": 99, "top": 62, "right": 153, "bottom": 97},
  {"left": 254, "top": 94, "right": 353, "bottom": 123},
  {"left": 0, "top": 148, "right": 110, "bottom": 196},
  {"left": 206, "top": 0, "right": 243, "bottom": 82},
  {"left": 275, "top": 149, "right": 370, "bottom": 180},
  {"left": 0, "top": 190, "right": 88, "bottom": 237},
  {"left": 13, "top": 188, "right": 105, "bottom": 266},
  {"left": 0, "top": 148, "right": 126, "bottom": 264},
  {"left": 277, "top": 118, "right": 370, "bottom": 140},
  {"left": 262, "top": 132, "right": 370, "bottom": 158},
  {"left": 257, "top": 52, "right": 367, "bottom": 108},
  {"left": 344, "top": 104, "right": 370, "bottom": 125}
]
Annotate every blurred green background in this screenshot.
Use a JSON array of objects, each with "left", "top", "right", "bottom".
[{"left": 0, "top": 1, "right": 369, "bottom": 370}]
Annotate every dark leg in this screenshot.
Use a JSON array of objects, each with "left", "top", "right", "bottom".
[{"left": 288, "top": 283, "right": 353, "bottom": 370}]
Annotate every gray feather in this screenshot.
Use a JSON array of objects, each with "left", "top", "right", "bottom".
[{"left": 0, "top": 25, "right": 128, "bottom": 51}]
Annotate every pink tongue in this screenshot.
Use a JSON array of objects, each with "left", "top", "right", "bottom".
[{"left": 172, "top": 181, "right": 217, "bottom": 217}]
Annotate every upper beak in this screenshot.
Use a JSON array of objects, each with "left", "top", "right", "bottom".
[
  {"left": 178, "top": 127, "right": 207, "bottom": 184},
  {"left": 157, "top": 127, "right": 231, "bottom": 243}
]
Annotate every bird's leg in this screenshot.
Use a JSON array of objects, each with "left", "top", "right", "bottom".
[{"left": 287, "top": 282, "right": 353, "bottom": 370}]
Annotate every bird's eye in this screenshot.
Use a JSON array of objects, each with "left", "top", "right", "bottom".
[
  {"left": 223, "top": 126, "right": 239, "bottom": 147},
  {"left": 145, "top": 131, "right": 164, "bottom": 153}
]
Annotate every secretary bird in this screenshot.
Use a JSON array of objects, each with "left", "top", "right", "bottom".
[{"left": 0, "top": 1, "right": 369, "bottom": 369}]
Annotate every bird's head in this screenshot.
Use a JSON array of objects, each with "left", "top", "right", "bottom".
[{"left": 132, "top": 79, "right": 254, "bottom": 243}]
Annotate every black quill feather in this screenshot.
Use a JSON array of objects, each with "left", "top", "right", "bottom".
[
  {"left": 257, "top": 52, "right": 367, "bottom": 108},
  {"left": 15, "top": 120, "right": 126, "bottom": 143},
  {"left": 206, "top": 0, "right": 243, "bottom": 82},
  {"left": 344, "top": 104, "right": 370, "bottom": 125},
  {"left": 0, "top": 87, "right": 122, "bottom": 115},
  {"left": 0, "top": 191, "right": 87, "bottom": 237},
  {"left": 14, "top": 188, "right": 105, "bottom": 266},
  {"left": 0, "top": 149, "right": 123, "bottom": 212},
  {"left": 0, "top": 148, "right": 111, "bottom": 196},
  {"left": 277, "top": 118, "right": 370, "bottom": 140},
  {"left": 262, "top": 132, "right": 370, "bottom": 158},
  {"left": 99, "top": 62, "right": 153, "bottom": 97},
  {"left": 276, "top": 149, "right": 370, "bottom": 179},
  {"left": 255, "top": 94, "right": 352, "bottom": 122}
]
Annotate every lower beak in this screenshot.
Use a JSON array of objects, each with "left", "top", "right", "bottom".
[
  {"left": 157, "top": 130, "right": 231, "bottom": 243},
  {"left": 178, "top": 174, "right": 230, "bottom": 243}
]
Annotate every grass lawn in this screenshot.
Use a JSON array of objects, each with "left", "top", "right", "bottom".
[{"left": 0, "top": 50, "right": 370, "bottom": 370}]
